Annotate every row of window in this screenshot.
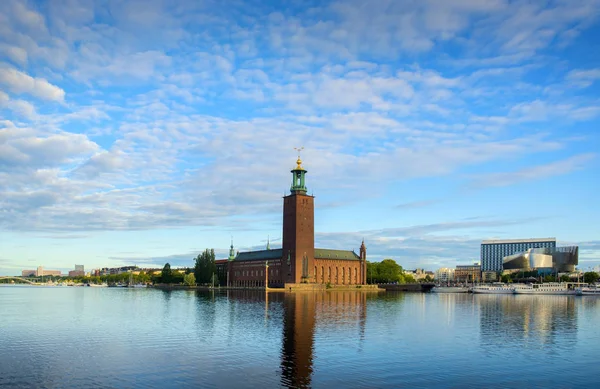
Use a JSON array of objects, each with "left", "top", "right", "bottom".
[{"left": 234, "top": 269, "right": 281, "bottom": 277}]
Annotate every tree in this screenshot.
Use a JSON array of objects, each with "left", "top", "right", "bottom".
[
  {"left": 184, "top": 273, "right": 196, "bottom": 286},
  {"left": 403, "top": 273, "right": 416, "bottom": 284},
  {"left": 377, "top": 259, "right": 402, "bottom": 283},
  {"left": 366, "top": 261, "right": 378, "bottom": 284},
  {"left": 194, "top": 249, "right": 216, "bottom": 285},
  {"left": 501, "top": 274, "right": 512, "bottom": 283},
  {"left": 161, "top": 263, "right": 173, "bottom": 284},
  {"left": 560, "top": 275, "right": 570, "bottom": 282},
  {"left": 584, "top": 272, "right": 599, "bottom": 284}
]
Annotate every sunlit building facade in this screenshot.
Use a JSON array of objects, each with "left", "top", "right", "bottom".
[
  {"left": 481, "top": 238, "right": 556, "bottom": 272},
  {"left": 503, "top": 246, "right": 579, "bottom": 274},
  {"left": 435, "top": 268, "right": 455, "bottom": 283}
]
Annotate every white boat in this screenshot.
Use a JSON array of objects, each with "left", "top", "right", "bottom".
[
  {"left": 576, "top": 285, "right": 600, "bottom": 296},
  {"left": 471, "top": 284, "right": 514, "bottom": 294},
  {"left": 513, "top": 282, "right": 576, "bottom": 295},
  {"left": 432, "top": 286, "right": 470, "bottom": 293}
]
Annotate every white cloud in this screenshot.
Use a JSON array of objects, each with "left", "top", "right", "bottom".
[
  {"left": 566, "top": 68, "right": 600, "bottom": 88},
  {"left": 0, "top": 43, "right": 28, "bottom": 65},
  {"left": 469, "top": 153, "right": 597, "bottom": 188},
  {"left": 0, "top": 66, "right": 65, "bottom": 101}
]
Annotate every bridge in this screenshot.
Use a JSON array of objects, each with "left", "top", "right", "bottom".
[{"left": 0, "top": 276, "right": 40, "bottom": 284}]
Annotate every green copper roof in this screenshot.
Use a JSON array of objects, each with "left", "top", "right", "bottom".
[
  {"left": 314, "top": 248, "right": 360, "bottom": 260},
  {"left": 235, "top": 249, "right": 283, "bottom": 262},
  {"left": 233, "top": 248, "right": 360, "bottom": 262}
]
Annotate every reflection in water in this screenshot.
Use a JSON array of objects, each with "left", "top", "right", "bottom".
[
  {"left": 3, "top": 287, "right": 597, "bottom": 388},
  {"left": 280, "top": 291, "right": 369, "bottom": 388},
  {"left": 478, "top": 295, "right": 577, "bottom": 350}
]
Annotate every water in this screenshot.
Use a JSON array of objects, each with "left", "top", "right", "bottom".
[{"left": 1, "top": 286, "right": 599, "bottom": 388}]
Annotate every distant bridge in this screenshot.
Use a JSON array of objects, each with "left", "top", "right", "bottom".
[{"left": 0, "top": 276, "right": 38, "bottom": 284}]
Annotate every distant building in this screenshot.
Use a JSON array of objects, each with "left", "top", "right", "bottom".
[
  {"left": 21, "top": 266, "right": 61, "bottom": 277},
  {"left": 69, "top": 264, "right": 85, "bottom": 277},
  {"left": 482, "top": 271, "right": 497, "bottom": 282},
  {"left": 481, "top": 238, "right": 556, "bottom": 272},
  {"left": 99, "top": 266, "right": 138, "bottom": 276},
  {"left": 435, "top": 268, "right": 455, "bottom": 282},
  {"left": 455, "top": 264, "right": 481, "bottom": 283},
  {"left": 503, "top": 246, "right": 578, "bottom": 274}
]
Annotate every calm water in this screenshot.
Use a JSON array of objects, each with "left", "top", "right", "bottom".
[{"left": 1, "top": 286, "right": 599, "bottom": 388}]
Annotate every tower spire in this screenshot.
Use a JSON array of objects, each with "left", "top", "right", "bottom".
[
  {"left": 266, "top": 235, "right": 271, "bottom": 250},
  {"left": 290, "top": 148, "right": 307, "bottom": 194}
]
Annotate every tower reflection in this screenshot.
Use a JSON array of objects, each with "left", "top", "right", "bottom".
[{"left": 279, "top": 291, "right": 370, "bottom": 388}]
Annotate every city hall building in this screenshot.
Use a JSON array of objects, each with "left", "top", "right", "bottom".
[{"left": 219, "top": 157, "right": 367, "bottom": 288}]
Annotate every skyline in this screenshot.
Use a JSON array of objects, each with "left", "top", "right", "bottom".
[{"left": 1, "top": 0, "right": 600, "bottom": 275}]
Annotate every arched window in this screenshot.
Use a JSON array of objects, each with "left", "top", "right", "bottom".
[
  {"left": 321, "top": 266, "right": 324, "bottom": 283},
  {"left": 348, "top": 267, "right": 352, "bottom": 284},
  {"left": 314, "top": 266, "right": 317, "bottom": 282},
  {"left": 328, "top": 267, "right": 331, "bottom": 283},
  {"left": 335, "top": 267, "right": 339, "bottom": 284},
  {"left": 342, "top": 267, "right": 345, "bottom": 284}
]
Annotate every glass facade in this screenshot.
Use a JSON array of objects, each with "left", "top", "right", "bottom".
[{"left": 480, "top": 238, "right": 556, "bottom": 272}]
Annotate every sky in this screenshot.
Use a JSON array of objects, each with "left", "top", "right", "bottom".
[{"left": 1, "top": 0, "right": 600, "bottom": 276}]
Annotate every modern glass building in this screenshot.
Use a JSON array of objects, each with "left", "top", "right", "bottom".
[
  {"left": 481, "top": 238, "right": 556, "bottom": 272},
  {"left": 503, "top": 246, "right": 578, "bottom": 273}
]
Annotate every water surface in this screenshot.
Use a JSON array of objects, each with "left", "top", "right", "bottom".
[{"left": 1, "top": 286, "right": 599, "bottom": 388}]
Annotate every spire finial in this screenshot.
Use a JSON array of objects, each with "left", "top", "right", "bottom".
[
  {"left": 266, "top": 235, "right": 271, "bottom": 250},
  {"left": 294, "top": 146, "right": 304, "bottom": 169}
]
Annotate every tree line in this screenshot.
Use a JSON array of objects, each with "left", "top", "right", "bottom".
[
  {"left": 366, "top": 259, "right": 418, "bottom": 284},
  {"left": 158, "top": 248, "right": 217, "bottom": 285}
]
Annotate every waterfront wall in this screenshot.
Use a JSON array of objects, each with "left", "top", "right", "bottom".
[{"left": 378, "top": 283, "right": 435, "bottom": 292}]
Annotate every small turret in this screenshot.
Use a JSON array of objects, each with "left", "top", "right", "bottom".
[
  {"left": 228, "top": 238, "right": 236, "bottom": 261},
  {"left": 360, "top": 239, "right": 366, "bottom": 261}
]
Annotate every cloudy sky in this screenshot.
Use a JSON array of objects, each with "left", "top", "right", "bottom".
[{"left": 1, "top": 0, "right": 600, "bottom": 275}]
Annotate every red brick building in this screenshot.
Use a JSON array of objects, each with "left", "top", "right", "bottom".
[{"left": 222, "top": 157, "right": 367, "bottom": 288}]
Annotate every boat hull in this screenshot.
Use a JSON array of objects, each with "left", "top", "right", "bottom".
[
  {"left": 514, "top": 289, "right": 576, "bottom": 295},
  {"left": 432, "top": 287, "right": 470, "bottom": 293},
  {"left": 472, "top": 289, "right": 514, "bottom": 294}
]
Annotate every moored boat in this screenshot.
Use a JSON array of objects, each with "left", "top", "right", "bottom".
[
  {"left": 576, "top": 285, "right": 600, "bottom": 296},
  {"left": 513, "top": 282, "right": 576, "bottom": 295},
  {"left": 431, "top": 286, "right": 470, "bottom": 293},
  {"left": 471, "top": 283, "right": 514, "bottom": 294}
]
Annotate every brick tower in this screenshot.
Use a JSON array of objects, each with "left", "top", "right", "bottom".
[{"left": 282, "top": 156, "right": 315, "bottom": 284}]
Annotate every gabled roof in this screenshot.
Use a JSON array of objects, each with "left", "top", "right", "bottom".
[
  {"left": 235, "top": 248, "right": 283, "bottom": 262},
  {"left": 314, "top": 248, "right": 360, "bottom": 260}
]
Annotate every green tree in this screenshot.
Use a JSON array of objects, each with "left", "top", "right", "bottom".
[
  {"left": 184, "top": 273, "right": 196, "bottom": 286},
  {"left": 584, "top": 272, "right": 599, "bottom": 284},
  {"left": 161, "top": 263, "right": 173, "bottom": 284},
  {"left": 560, "top": 275, "right": 570, "bottom": 282},
  {"left": 403, "top": 273, "right": 416, "bottom": 284},
  {"left": 366, "top": 261, "right": 378, "bottom": 284},
  {"left": 194, "top": 249, "right": 216, "bottom": 285},
  {"left": 377, "top": 259, "right": 402, "bottom": 283},
  {"left": 501, "top": 274, "right": 512, "bottom": 283}
]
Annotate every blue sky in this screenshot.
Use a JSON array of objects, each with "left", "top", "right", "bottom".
[{"left": 1, "top": 0, "right": 600, "bottom": 275}]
